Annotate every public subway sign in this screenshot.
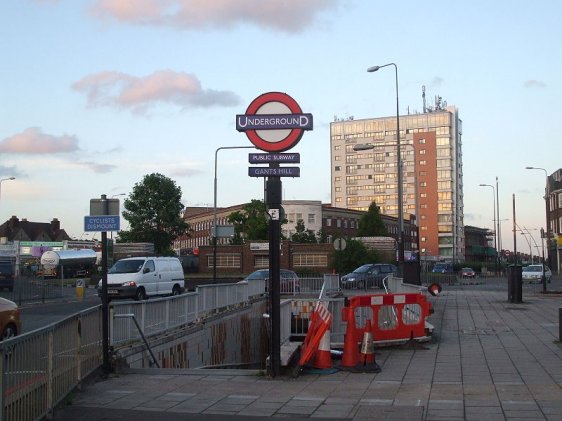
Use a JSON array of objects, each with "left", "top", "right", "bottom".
[
  {"left": 236, "top": 92, "right": 313, "bottom": 153},
  {"left": 248, "top": 153, "right": 300, "bottom": 164}
]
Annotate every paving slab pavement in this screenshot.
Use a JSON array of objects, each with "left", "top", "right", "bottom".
[{"left": 53, "top": 277, "right": 562, "bottom": 420}]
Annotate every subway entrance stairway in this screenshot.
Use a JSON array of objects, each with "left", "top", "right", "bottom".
[{"left": 53, "top": 276, "right": 562, "bottom": 421}]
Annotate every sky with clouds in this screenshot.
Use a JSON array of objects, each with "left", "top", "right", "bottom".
[{"left": 1, "top": 0, "right": 560, "bottom": 253}]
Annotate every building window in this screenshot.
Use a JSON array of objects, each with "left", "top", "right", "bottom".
[
  {"left": 308, "top": 214, "right": 315, "bottom": 224},
  {"left": 254, "top": 255, "right": 269, "bottom": 268},
  {"left": 337, "top": 219, "right": 341, "bottom": 228},
  {"left": 207, "top": 253, "right": 241, "bottom": 268},
  {"left": 419, "top": 160, "right": 426, "bottom": 165},
  {"left": 326, "top": 218, "right": 332, "bottom": 227},
  {"left": 335, "top": 166, "right": 341, "bottom": 171},
  {"left": 293, "top": 253, "right": 328, "bottom": 267},
  {"left": 419, "top": 138, "right": 426, "bottom": 144}
]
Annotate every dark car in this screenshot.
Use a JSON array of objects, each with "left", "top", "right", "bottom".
[
  {"left": 460, "top": 267, "right": 476, "bottom": 278},
  {"left": 341, "top": 263, "right": 398, "bottom": 289},
  {"left": 432, "top": 262, "right": 453, "bottom": 273},
  {"left": 240, "top": 269, "right": 300, "bottom": 294},
  {"left": 0, "top": 261, "right": 15, "bottom": 292}
]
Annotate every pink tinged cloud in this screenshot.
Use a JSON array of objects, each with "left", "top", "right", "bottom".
[
  {"left": 90, "top": 0, "right": 340, "bottom": 32},
  {"left": 72, "top": 70, "right": 240, "bottom": 113},
  {"left": 0, "top": 128, "right": 79, "bottom": 154}
]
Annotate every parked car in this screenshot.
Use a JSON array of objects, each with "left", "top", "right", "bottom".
[
  {"left": 341, "top": 263, "right": 398, "bottom": 289},
  {"left": 98, "top": 257, "right": 185, "bottom": 300},
  {"left": 0, "top": 261, "right": 15, "bottom": 292},
  {"left": 522, "top": 264, "right": 552, "bottom": 283},
  {"left": 460, "top": 267, "right": 476, "bottom": 278},
  {"left": 0, "top": 297, "right": 21, "bottom": 340},
  {"left": 240, "top": 269, "right": 300, "bottom": 293},
  {"left": 432, "top": 262, "right": 453, "bottom": 273}
]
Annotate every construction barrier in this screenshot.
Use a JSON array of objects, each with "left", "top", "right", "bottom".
[{"left": 341, "top": 292, "right": 433, "bottom": 361}]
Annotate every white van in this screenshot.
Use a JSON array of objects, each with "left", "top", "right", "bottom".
[{"left": 99, "top": 257, "right": 185, "bottom": 300}]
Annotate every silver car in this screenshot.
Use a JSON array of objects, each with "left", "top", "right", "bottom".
[{"left": 521, "top": 264, "right": 552, "bottom": 283}]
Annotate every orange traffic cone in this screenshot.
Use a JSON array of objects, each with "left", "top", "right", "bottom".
[
  {"left": 360, "top": 320, "right": 375, "bottom": 365},
  {"left": 312, "top": 328, "right": 332, "bottom": 369},
  {"left": 341, "top": 305, "right": 359, "bottom": 367}
]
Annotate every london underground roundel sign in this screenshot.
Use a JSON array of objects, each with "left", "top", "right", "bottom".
[{"left": 236, "top": 92, "right": 313, "bottom": 152}]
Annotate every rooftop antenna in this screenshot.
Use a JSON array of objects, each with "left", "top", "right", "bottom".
[{"left": 422, "top": 85, "right": 427, "bottom": 113}]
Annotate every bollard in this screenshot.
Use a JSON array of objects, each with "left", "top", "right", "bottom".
[
  {"left": 76, "top": 279, "right": 85, "bottom": 299},
  {"left": 507, "top": 265, "right": 523, "bottom": 303}
]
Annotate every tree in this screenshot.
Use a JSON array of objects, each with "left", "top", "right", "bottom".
[
  {"left": 331, "top": 238, "right": 381, "bottom": 274},
  {"left": 357, "top": 201, "right": 388, "bottom": 237},
  {"left": 118, "top": 173, "right": 188, "bottom": 255},
  {"left": 291, "top": 219, "right": 318, "bottom": 243},
  {"left": 227, "top": 200, "right": 269, "bottom": 244}
]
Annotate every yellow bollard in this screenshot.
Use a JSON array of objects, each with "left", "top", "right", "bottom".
[{"left": 76, "top": 279, "right": 85, "bottom": 299}]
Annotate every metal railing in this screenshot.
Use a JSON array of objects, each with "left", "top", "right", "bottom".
[
  {"left": 0, "top": 307, "right": 102, "bottom": 421},
  {"left": 0, "top": 274, "right": 339, "bottom": 420},
  {"left": 110, "top": 281, "right": 260, "bottom": 347}
]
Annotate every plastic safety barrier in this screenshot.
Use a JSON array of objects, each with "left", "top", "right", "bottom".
[{"left": 342, "top": 293, "right": 433, "bottom": 345}]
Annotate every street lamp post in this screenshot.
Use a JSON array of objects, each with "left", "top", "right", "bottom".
[
  {"left": 367, "top": 63, "right": 404, "bottom": 275},
  {"left": 0, "top": 177, "right": 16, "bottom": 203},
  {"left": 213, "top": 146, "right": 255, "bottom": 282},
  {"left": 479, "top": 184, "right": 498, "bottom": 274},
  {"left": 110, "top": 193, "right": 126, "bottom": 241},
  {"left": 525, "top": 166, "right": 550, "bottom": 287}
]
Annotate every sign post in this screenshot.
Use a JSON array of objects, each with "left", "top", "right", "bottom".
[
  {"left": 86, "top": 194, "right": 121, "bottom": 373},
  {"left": 237, "top": 92, "right": 312, "bottom": 377}
]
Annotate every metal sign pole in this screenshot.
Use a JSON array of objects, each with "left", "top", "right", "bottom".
[
  {"left": 266, "top": 174, "right": 281, "bottom": 377},
  {"left": 100, "top": 194, "right": 110, "bottom": 373}
]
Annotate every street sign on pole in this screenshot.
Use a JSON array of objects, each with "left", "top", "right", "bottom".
[
  {"left": 236, "top": 92, "right": 313, "bottom": 153},
  {"left": 249, "top": 153, "right": 300, "bottom": 164},
  {"left": 248, "top": 167, "right": 300, "bottom": 177},
  {"left": 84, "top": 215, "right": 120, "bottom": 232},
  {"left": 90, "top": 198, "right": 120, "bottom": 216}
]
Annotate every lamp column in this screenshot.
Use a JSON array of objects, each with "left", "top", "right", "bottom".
[{"left": 367, "top": 63, "right": 404, "bottom": 275}]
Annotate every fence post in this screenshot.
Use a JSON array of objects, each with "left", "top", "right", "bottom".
[
  {"left": 47, "top": 331, "right": 54, "bottom": 414},
  {"left": 76, "top": 318, "right": 82, "bottom": 385},
  {"left": 559, "top": 308, "right": 562, "bottom": 343},
  {"left": 1, "top": 343, "right": 4, "bottom": 421}
]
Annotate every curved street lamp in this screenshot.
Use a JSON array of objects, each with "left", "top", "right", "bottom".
[
  {"left": 213, "top": 146, "right": 256, "bottom": 282},
  {"left": 366, "top": 63, "right": 404, "bottom": 275},
  {"left": 0, "top": 177, "right": 16, "bottom": 202},
  {"left": 525, "top": 166, "right": 550, "bottom": 288}
]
